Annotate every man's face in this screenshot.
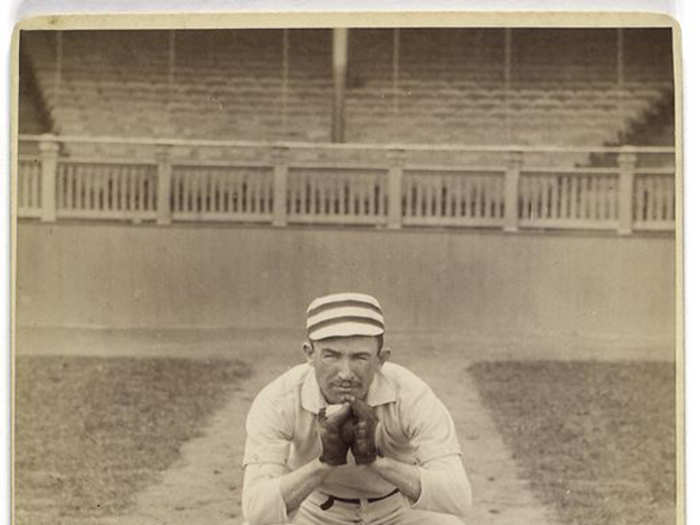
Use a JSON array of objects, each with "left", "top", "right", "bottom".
[{"left": 304, "top": 335, "right": 388, "bottom": 404}]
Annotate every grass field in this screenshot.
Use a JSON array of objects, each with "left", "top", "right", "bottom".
[
  {"left": 14, "top": 347, "right": 677, "bottom": 525},
  {"left": 469, "top": 360, "right": 676, "bottom": 525},
  {"left": 14, "top": 355, "right": 251, "bottom": 524}
]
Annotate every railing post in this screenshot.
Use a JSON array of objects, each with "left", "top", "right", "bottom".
[
  {"left": 272, "top": 147, "right": 289, "bottom": 227},
  {"left": 387, "top": 149, "right": 405, "bottom": 229},
  {"left": 504, "top": 150, "right": 523, "bottom": 232},
  {"left": 617, "top": 148, "right": 636, "bottom": 235},
  {"left": 156, "top": 145, "right": 172, "bottom": 225},
  {"left": 38, "top": 136, "right": 59, "bottom": 223}
]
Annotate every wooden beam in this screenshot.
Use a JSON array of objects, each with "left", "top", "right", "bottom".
[
  {"left": 393, "top": 28, "right": 400, "bottom": 115},
  {"left": 504, "top": 28, "right": 512, "bottom": 144},
  {"left": 617, "top": 28, "right": 624, "bottom": 86},
  {"left": 282, "top": 29, "right": 289, "bottom": 131},
  {"left": 332, "top": 28, "right": 348, "bottom": 143}
]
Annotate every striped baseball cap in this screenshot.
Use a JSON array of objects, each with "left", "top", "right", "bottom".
[{"left": 306, "top": 292, "right": 385, "bottom": 341}]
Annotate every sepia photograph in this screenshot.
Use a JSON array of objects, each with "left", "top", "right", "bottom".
[{"left": 12, "top": 12, "right": 680, "bottom": 525}]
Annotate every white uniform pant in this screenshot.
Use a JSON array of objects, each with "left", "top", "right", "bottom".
[{"left": 291, "top": 490, "right": 465, "bottom": 525}]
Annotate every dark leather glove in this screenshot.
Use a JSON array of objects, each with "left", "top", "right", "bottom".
[
  {"left": 318, "top": 403, "right": 353, "bottom": 465},
  {"left": 349, "top": 399, "right": 379, "bottom": 464}
]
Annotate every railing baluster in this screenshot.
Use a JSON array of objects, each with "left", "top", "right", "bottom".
[
  {"left": 101, "top": 166, "right": 108, "bottom": 211},
  {"left": 299, "top": 173, "right": 306, "bottom": 215},
  {"left": 366, "top": 173, "right": 374, "bottom": 218},
  {"left": 490, "top": 175, "right": 498, "bottom": 218},
  {"left": 256, "top": 171, "right": 264, "bottom": 214},
  {"left": 592, "top": 176, "right": 599, "bottom": 220},
  {"left": 92, "top": 166, "right": 99, "bottom": 211},
  {"left": 415, "top": 176, "right": 423, "bottom": 218},
  {"left": 425, "top": 175, "right": 432, "bottom": 218},
  {"left": 653, "top": 175, "right": 661, "bottom": 221},
  {"left": 237, "top": 172, "right": 244, "bottom": 214},
  {"left": 318, "top": 175, "right": 325, "bottom": 216},
  {"left": 478, "top": 177, "right": 486, "bottom": 219},
  {"left": 98, "top": 167, "right": 104, "bottom": 211},
  {"left": 252, "top": 172, "right": 260, "bottom": 214},
  {"left": 222, "top": 170, "right": 228, "bottom": 214},
  {"left": 119, "top": 167, "right": 127, "bottom": 212},
  {"left": 576, "top": 176, "right": 584, "bottom": 220},
  {"left": 196, "top": 169, "right": 204, "bottom": 213},
  {"left": 38, "top": 138, "right": 59, "bottom": 221},
  {"left": 435, "top": 175, "right": 443, "bottom": 218},
  {"left": 610, "top": 175, "right": 617, "bottom": 220},
  {"left": 92, "top": 167, "right": 99, "bottom": 211},
  {"left": 139, "top": 169, "right": 146, "bottom": 213},
  {"left": 20, "top": 163, "right": 29, "bottom": 208},
  {"left": 55, "top": 165, "right": 63, "bottom": 211},
  {"left": 226, "top": 171, "right": 234, "bottom": 214},
  {"left": 83, "top": 166, "right": 90, "bottom": 210},
  {"left": 617, "top": 150, "right": 636, "bottom": 234},
  {"left": 74, "top": 165, "right": 82, "bottom": 210},
  {"left": 314, "top": 172, "right": 321, "bottom": 215},
  {"left": 89, "top": 167, "right": 96, "bottom": 211},
  {"left": 130, "top": 166, "right": 138, "bottom": 212},
  {"left": 189, "top": 170, "right": 196, "bottom": 213}
]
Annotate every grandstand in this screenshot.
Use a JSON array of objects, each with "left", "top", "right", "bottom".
[
  {"left": 19, "top": 28, "right": 673, "bottom": 145},
  {"left": 17, "top": 27, "right": 675, "bottom": 233},
  {"left": 15, "top": 26, "right": 677, "bottom": 347}
]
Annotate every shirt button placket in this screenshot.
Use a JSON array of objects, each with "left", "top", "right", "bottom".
[{"left": 359, "top": 497, "right": 369, "bottom": 524}]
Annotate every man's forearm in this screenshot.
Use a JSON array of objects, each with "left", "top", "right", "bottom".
[
  {"left": 278, "top": 458, "right": 334, "bottom": 513},
  {"left": 367, "top": 456, "right": 422, "bottom": 502},
  {"left": 374, "top": 454, "right": 472, "bottom": 517}
]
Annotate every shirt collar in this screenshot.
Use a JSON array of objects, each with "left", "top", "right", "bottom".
[{"left": 301, "top": 365, "right": 397, "bottom": 414}]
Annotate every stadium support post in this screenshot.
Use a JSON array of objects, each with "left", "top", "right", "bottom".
[
  {"left": 332, "top": 28, "right": 348, "bottom": 143},
  {"left": 272, "top": 146, "right": 289, "bottom": 226},
  {"left": 617, "top": 148, "right": 636, "bottom": 235},
  {"left": 503, "top": 150, "right": 522, "bottom": 232},
  {"left": 156, "top": 145, "right": 172, "bottom": 225},
  {"left": 387, "top": 149, "right": 405, "bottom": 229},
  {"left": 38, "top": 136, "right": 58, "bottom": 223}
]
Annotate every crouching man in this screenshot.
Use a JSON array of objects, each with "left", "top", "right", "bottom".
[{"left": 242, "top": 292, "right": 471, "bottom": 524}]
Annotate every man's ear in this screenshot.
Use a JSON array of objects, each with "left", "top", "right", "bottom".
[
  {"left": 302, "top": 341, "right": 314, "bottom": 362},
  {"left": 378, "top": 347, "right": 391, "bottom": 366}
]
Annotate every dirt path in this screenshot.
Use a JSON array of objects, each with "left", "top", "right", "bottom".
[{"left": 82, "top": 335, "right": 559, "bottom": 525}]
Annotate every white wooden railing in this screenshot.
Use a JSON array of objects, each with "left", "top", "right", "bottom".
[
  {"left": 16, "top": 135, "right": 676, "bottom": 234},
  {"left": 56, "top": 160, "right": 158, "bottom": 220}
]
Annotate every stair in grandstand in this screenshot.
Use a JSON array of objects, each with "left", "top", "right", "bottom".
[{"left": 579, "top": 86, "right": 674, "bottom": 168}]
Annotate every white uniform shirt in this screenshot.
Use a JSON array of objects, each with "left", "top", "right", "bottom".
[{"left": 242, "top": 362, "right": 472, "bottom": 524}]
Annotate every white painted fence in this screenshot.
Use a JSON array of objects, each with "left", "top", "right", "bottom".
[
  {"left": 402, "top": 169, "right": 505, "bottom": 227},
  {"left": 171, "top": 164, "right": 274, "bottom": 222},
  {"left": 287, "top": 167, "right": 387, "bottom": 225},
  {"left": 56, "top": 161, "right": 158, "bottom": 220},
  {"left": 16, "top": 135, "right": 676, "bottom": 234},
  {"left": 519, "top": 169, "right": 620, "bottom": 230}
]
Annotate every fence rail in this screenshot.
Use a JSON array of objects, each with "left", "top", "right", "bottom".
[
  {"left": 16, "top": 135, "right": 676, "bottom": 234},
  {"left": 56, "top": 162, "right": 158, "bottom": 220},
  {"left": 171, "top": 165, "right": 274, "bottom": 222},
  {"left": 402, "top": 170, "right": 505, "bottom": 227}
]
